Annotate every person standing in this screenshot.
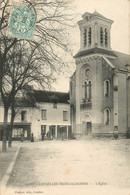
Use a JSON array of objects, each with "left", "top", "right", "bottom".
[
  {"left": 41, "top": 131, "right": 45, "bottom": 141},
  {"left": 21, "top": 133, "right": 24, "bottom": 142},
  {"left": 31, "top": 133, "right": 34, "bottom": 142}
]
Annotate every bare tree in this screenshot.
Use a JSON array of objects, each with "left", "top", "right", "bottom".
[{"left": 0, "top": 0, "right": 75, "bottom": 151}]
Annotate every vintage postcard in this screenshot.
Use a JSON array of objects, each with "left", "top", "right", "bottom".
[{"left": 0, "top": 0, "right": 130, "bottom": 195}]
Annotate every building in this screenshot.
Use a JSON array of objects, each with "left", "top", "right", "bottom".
[
  {"left": 0, "top": 11, "right": 130, "bottom": 140},
  {"left": 70, "top": 11, "right": 130, "bottom": 137},
  {"left": 0, "top": 90, "right": 71, "bottom": 141}
]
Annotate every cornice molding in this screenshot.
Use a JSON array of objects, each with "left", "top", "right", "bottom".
[
  {"left": 75, "top": 53, "right": 115, "bottom": 67},
  {"left": 75, "top": 54, "right": 102, "bottom": 65}
]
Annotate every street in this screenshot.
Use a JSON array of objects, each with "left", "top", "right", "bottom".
[{"left": 2, "top": 139, "right": 130, "bottom": 195}]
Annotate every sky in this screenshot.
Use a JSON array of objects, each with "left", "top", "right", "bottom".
[{"left": 52, "top": 0, "right": 130, "bottom": 92}]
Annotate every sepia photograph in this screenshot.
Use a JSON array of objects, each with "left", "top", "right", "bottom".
[{"left": 0, "top": 0, "right": 130, "bottom": 195}]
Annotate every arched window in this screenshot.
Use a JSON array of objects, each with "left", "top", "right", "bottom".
[
  {"left": 104, "top": 79, "right": 110, "bottom": 96},
  {"left": 104, "top": 108, "right": 110, "bottom": 125},
  {"left": 105, "top": 28, "right": 108, "bottom": 46},
  {"left": 84, "top": 81, "right": 92, "bottom": 101},
  {"left": 84, "top": 82, "right": 87, "bottom": 99},
  {"left": 83, "top": 28, "right": 87, "bottom": 46},
  {"left": 100, "top": 27, "right": 103, "bottom": 45},
  {"left": 88, "top": 81, "right": 91, "bottom": 100},
  {"left": 88, "top": 27, "right": 91, "bottom": 45},
  {"left": 113, "top": 75, "right": 118, "bottom": 91}
]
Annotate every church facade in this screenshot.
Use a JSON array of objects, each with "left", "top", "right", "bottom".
[{"left": 70, "top": 11, "right": 130, "bottom": 137}]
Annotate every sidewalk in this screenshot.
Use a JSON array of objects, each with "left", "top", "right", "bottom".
[
  {"left": 0, "top": 140, "right": 40, "bottom": 182},
  {"left": 0, "top": 141, "right": 20, "bottom": 181}
]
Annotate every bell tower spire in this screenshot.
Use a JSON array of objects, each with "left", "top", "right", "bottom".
[{"left": 78, "top": 11, "right": 113, "bottom": 51}]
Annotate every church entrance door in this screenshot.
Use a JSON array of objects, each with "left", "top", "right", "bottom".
[
  {"left": 81, "top": 113, "right": 92, "bottom": 135},
  {"left": 86, "top": 122, "right": 92, "bottom": 135}
]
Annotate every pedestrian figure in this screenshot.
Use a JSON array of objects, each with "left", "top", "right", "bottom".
[
  {"left": 50, "top": 134, "right": 53, "bottom": 140},
  {"left": 41, "top": 131, "right": 45, "bottom": 141},
  {"left": 47, "top": 131, "right": 50, "bottom": 140},
  {"left": 21, "top": 133, "right": 24, "bottom": 142},
  {"left": 31, "top": 133, "right": 34, "bottom": 142}
]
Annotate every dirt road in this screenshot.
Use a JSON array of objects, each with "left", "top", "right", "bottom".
[{"left": 3, "top": 139, "right": 130, "bottom": 195}]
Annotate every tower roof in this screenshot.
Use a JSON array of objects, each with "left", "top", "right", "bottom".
[
  {"left": 93, "top": 11, "right": 108, "bottom": 19},
  {"left": 82, "top": 11, "right": 113, "bottom": 23}
]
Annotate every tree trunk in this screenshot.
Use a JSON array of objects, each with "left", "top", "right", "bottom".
[
  {"left": 2, "top": 107, "right": 8, "bottom": 152},
  {"left": 8, "top": 127, "right": 12, "bottom": 148},
  {"left": 8, "top": 108, "right": 15, "bottom": 148}
]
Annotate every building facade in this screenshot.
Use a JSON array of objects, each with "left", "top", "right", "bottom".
[
  {"left": 70, "top": 11, "right": 130, "bottom": 137},
  {"left": 0, "top": 11, "right": 130, "bottom": 140},
  {"left": 0, "top": 91, "right": 71, "bottom": 141}
]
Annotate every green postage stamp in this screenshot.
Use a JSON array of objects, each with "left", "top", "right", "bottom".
[{"left": 8, "top": 4, "right": 36, "bottom": 40}]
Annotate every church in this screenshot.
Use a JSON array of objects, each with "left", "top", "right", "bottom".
[
  {"left": 0, "top": 11, "right": 130, "bottom": 141},
  {"left": 70, "top": 11, "right": 130, "bottom": 138}
]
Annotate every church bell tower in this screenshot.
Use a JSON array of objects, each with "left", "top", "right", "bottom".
[{"left": 78, "top": 11, "right": 113, "bottom": 51}]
